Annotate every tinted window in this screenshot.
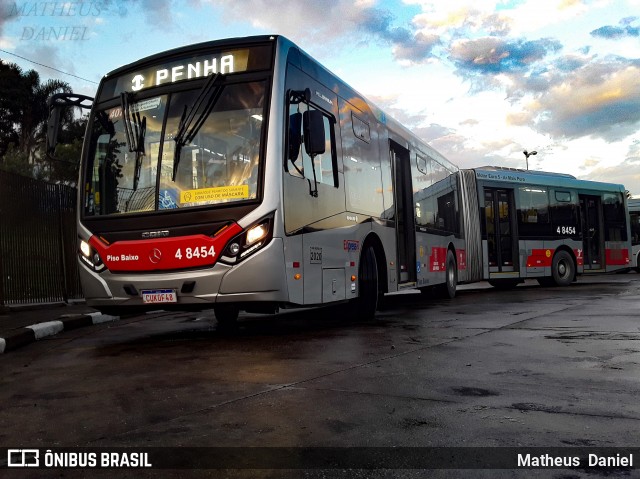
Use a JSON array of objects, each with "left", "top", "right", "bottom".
[
  {"left": 287, "top": 102, "right": 337, "bottom": 188},
  {"left": 550, "top": 189, "right": 578, "bottom": 233},
  {"left": 631, "top": 212, "right": 640, "bottom": 246},
  {"left": 603, "top": 192, "right": 627, "bottom": 241},
  {"left": 415, "top": 173, "right": 459, "bottom": 236},
  {"left": 518, "top": 186, "right": 550, "bottom": 237}
]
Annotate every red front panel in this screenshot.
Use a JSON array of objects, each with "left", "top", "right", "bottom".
[{"left": 89, "top": 223, "right": 243, "bottom": 272}]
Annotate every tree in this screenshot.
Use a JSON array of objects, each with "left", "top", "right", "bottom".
[
  {"left": 0, "top": 60, "right": 75, "bottom": 180},
  {"left": 17, "top": 70, "right": 72, "bottom": 161},
  {"left": 0, "top": 61, "right": 22, "bottom": 157},
  {"left": 48, "top": 116, "right": 88, "bottom": 185}
]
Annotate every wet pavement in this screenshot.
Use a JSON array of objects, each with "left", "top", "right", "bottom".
[{"left": 1, "top": 275, "right": 640, "bottom": 478}]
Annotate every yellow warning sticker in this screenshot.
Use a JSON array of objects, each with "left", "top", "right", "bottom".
[{"left": 180, "top": 185, "right": 249, "bottom": 204}]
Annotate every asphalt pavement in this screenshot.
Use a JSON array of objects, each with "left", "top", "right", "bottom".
[{"left": 0, "top": 302, "right": 116, "bottom": 353}]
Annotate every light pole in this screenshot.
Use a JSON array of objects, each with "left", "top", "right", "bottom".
[{"left": 523, "top": 150, "right": 537, "bottom": 170}]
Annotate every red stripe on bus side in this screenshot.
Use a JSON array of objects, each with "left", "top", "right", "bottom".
[
  {"left": 573, "top": 249, "right": 584, "bottom": 266},
  {"left": 457, "top": 249, "right": 467, "bottom": 270},
  {"left": 429, "top": 247, "right": 447, "bottom": 272},
  {"left": 605, "top": 248, "right": 630, "bottom": 266},
  {"left": 526, "top": 249, "right": 553, "bottom": 268}
]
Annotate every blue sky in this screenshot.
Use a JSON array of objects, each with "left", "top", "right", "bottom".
[{"left": 1, "top": 0, "right": 639, "bottom": 194}]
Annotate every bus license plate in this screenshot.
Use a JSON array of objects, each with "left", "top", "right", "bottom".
[{"left": 141, "top": 289, "right": 177, "bottom": 304}]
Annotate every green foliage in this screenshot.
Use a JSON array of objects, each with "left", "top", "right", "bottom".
[
  {"left": 0, "top": 60, "right": 81, "bottom": 184},
  {"left": 49, "top": 138, "right": 83, "bottom": 185},
  {"left": 0, "top": 143, "right": 35, "bottom": 177}
]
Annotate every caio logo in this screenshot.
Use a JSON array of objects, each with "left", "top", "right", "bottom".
[{"left": 8, "top": 449, "right": 39, "bottom": 467}]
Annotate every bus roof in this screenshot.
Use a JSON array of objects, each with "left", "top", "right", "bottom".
[
  {"left": 471, "top": 166, "right": 627, "bottom": 193},
  {"left": 100, "top": 34, "right": 458, "bottom": 173},
  {"left": 103, "top": 34, "right": 277, "bottom": 79}
]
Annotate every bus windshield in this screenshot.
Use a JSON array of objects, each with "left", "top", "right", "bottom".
[{"left": 83, "top": 80, "right": 266, "bottom": 216}]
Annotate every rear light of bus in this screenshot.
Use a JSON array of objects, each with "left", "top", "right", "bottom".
[
  {"left": 220, "top": 214, "right": 274, "bottom": 264},
  {"left": 79, "top": 239, "right": 105, "bottom": 272}
]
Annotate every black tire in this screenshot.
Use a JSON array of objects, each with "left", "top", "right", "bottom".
[
  {"left": 356, "top": 246, "right": 379, "bottom": 319},
  {"left": 437, "top": 249, "right": 457, "bottom": 299},
  {"left": 214, "top": 304, "right": 239, "bottom": 329},
  {"left": 551, "top": 250, "right": 575, "bottom": 287}
]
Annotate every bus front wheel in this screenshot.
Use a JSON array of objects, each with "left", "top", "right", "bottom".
[{"left": 551, "top": 250, "right": 575, "bottom": 287}]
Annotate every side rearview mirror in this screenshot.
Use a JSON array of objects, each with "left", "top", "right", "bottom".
[
  {"left": 46, "top": 104, "right": 63, "bottom": 158},
  {"left": 288, "top": 112, "right": 302, "bottom": 162},
  {"left": 46, "top": 93, "right": 94, "bottom": 160},
  {"left": 303, "top": 110, "right": 325, "bottom": 156}
]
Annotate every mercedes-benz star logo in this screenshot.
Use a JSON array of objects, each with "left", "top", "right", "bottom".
[{"left": 149, "top": 248, "right": 162, "bottom": 264}]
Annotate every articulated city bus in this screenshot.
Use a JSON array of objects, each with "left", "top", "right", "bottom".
[
  {"left": 47, "top": 34, "right": 464, "bottom": 322},
  {"left": 458, "top": 167, "right": 631, "bottom": 288},
  {"left": 47, "top": 35, "right": 631, "bottom": 323}
]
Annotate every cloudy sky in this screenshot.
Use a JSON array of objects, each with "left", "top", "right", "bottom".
[{"left": 1, "top": 0, "right": 639, "bottom": 193}]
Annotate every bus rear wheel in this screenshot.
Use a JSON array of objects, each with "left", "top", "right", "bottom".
[
  {"left": 551, "top": 250, "right": 575, "bottom": 287},
  {"left": 437, "top": 249, "right": 457, "bottom": 299}
]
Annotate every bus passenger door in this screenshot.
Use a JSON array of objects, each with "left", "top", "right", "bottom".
[
  {"left": 484, "top": 188, "right": 517, "bottom": 272},
  {"left": 390, "top": 141, "right": 416, "bottom": 285},
  {"left": 579, "top": 194, "right": 603, "bottom": 270}
]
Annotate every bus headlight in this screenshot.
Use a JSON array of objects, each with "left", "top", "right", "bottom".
[
  {"left": 80, "top": 240, "right": 91, "bottom": 258},
  {"left": 221, "top": 214, "right": 274, "bottom": 264},
  {"left": 78, "top": 238, "right": 105, "bottom": 272},
  {"left": 246, "top": 223, "right": 268, "bottom": 245}
]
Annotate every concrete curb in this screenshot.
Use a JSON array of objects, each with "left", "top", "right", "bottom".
[{"left": 0, "top": 314, "right": 119, "bottom": 354}]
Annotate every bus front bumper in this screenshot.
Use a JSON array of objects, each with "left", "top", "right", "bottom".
[{"left": 79, "top": 238, "right": 289, "bottom": 310}]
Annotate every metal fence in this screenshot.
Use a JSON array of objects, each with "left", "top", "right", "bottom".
[{"left": 0, "top": 170, "right": 83, "bottom": 306}]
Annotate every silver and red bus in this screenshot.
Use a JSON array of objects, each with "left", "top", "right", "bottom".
[
  {"left": 458, "top": 167, "right": 631, "bottom": 288},
  {"left": 46, "top": 35, "right": 631, "bottom": 323}
]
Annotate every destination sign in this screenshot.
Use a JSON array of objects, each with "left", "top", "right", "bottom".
[
  {"left": 99, "top": 44, "right": 273, "bottom": 100},
  {"left": 476, "top": 170, "right": 527, "bottom": 183}
]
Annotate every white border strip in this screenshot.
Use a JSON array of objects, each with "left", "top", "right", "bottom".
[
  {"left": 26, "top": 321, "right": 64, "bottom": 340},
  {"left": 91, "top": 314, "right": 118, "bottom": 324}
]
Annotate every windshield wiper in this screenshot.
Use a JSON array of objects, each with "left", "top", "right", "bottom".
[
  {"left": 120, "top": 92, "right": 147, "bottom": 190},
  {"left": 172, "top": 73, "right": 223, "bottom": 181}
]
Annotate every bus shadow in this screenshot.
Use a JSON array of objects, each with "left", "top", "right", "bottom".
[{"left": 93, "top": 276, "right": 636, "bottom": 356}]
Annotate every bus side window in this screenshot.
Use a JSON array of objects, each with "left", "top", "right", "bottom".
[
  {"left": 630, "top": 213, "right": 640, "bottom": 245},
  {"left": 518, "top": 186, "right": 551, "bottom": 236},
  {"left": 603, "top": 192, "right": 627, "bottom": 241},
  {"left": 286, "top": 102, "right": 337, "bottom": 188},
  {"left": 550, "top": 189, "right": 578, "bottom": 232}
]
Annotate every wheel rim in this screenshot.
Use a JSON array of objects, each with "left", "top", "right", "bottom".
[{"left": 558, "top": 261, "right": 567, "bottom": 278}]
